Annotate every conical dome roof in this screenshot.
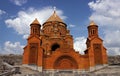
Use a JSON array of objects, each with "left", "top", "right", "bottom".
[
  {"left": 31, "top": 18, "right": 40, "bottom": 25},
  {"left": 89, "top": 21, "right": 97, "bottom": 26},
  {"left": 46, "top": 11, "right": 64, "bottom": 23}
]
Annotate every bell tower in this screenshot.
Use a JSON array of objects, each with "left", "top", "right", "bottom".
[
  {"left": 86, "top": 21, "right": 108, "bottom": 69},
  {"left": 30, "top": 18, "right": 41, "bottom": 36},
  {"left": 88, "top": 21, "right": 98, "bottom": 39}
]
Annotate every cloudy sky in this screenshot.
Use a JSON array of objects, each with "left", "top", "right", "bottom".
[{"left": 0, "top": 0, "right": 120, "bottom": 55}]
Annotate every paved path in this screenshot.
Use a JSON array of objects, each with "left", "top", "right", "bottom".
[{"left": 12, "top": 65, "right": 120, "bottom": 76}]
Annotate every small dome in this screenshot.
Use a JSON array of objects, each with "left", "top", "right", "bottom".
[
  {"left": 31, "top": 18, "right": 40, "bottom": 25},
  {"left": 89, "top": 21, "right": 97, "bottom": 26}
]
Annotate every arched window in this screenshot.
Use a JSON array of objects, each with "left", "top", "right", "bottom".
[
  {"left": 91, "top": 29, "right": 96, "bottom": 35},
  {"left": 51, "top": 43, "right": 60, "bottom": 51}
]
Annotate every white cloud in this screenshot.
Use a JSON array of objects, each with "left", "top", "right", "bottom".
[
  {"left": 104, "top": 30, "right": 120, "bottom": 47},
  {"left": 0, "top": 41, "right": 24, "bottom": 54},
  {"left": 88, "top": 0, "right": 120, "bottom": 55},
  {"left": 89, "top": 0, "right": 120, "bottom": 27},
  {"left": 74, "top": 37, "right": 86, "bottom": 55},
  {"left": 107, "top": 47, "right": 120, "bottom": 56},
  {"left": 0, "top": 9, "right": 6, "bottom": 15},
  {"left": 69, "top": 24, "right": 76, "bottom": 28},
  {"left": 10, "top": 0, "right": 27, "bottom": 6},
  {"left": 5, "top": 7, "right": 66, "bottom": 39}
]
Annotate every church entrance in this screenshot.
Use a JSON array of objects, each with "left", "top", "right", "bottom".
[{"left": 54, "top": 56, "right": 78, "bottom": 69}]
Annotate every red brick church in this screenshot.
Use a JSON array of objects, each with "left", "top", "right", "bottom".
[{"left": 22, "top": 11, "right": 108, "bottom": 72}]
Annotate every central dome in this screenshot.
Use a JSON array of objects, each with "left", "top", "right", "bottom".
[{"left": 46, "top": 11, "right": 64, "bottom": 23}]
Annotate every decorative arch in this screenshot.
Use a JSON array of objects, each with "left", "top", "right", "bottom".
[
  {"left": 29, "top": 43, "right": 38, "bottom": 64},
  {"left": 54, "top": 55, "right": 78, "bottom": 69}
]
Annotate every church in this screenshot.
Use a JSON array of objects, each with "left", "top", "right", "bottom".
[{"left": 22, "top": 10, "right": 108, "bottom": 73}]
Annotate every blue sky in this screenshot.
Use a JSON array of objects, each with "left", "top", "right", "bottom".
[{"left": 0, "top": 0, "right": 120, "bottom": 55}]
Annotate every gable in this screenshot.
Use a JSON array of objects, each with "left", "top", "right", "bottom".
[
  {"left": 27, "top": 35, "right": 40, "bottom": 43},
  {"left": 91, "top": 37, "right": 103, "bottom": 43}
]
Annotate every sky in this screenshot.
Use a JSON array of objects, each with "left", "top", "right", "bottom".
[{"left": 0, "top": 0, "right": 120, "bottom": 56}]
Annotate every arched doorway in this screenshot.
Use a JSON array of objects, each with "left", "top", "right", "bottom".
[{"left": 54, "top": 56, "right": 78, "bottom": 69}]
